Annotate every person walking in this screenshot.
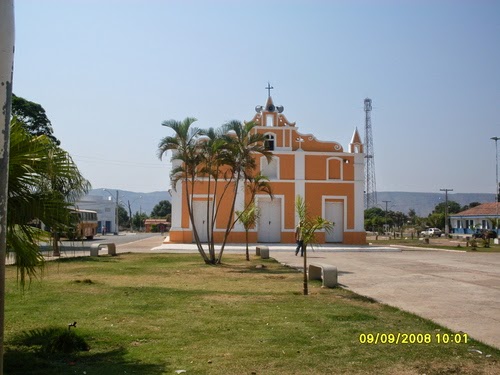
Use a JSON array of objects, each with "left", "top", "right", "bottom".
[{"left": 295, "top": 222, "right": 304, "bottom": 256}]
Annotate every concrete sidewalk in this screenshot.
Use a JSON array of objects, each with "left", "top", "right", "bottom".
[
  {"left": 273, "top": 248, "right": 500, "bottom": 349},
  {"left": 151, "top": 240, "right": 500, "bottom": 349}
]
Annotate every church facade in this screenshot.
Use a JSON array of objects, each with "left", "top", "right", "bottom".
[{"left": 168, "top": 93, "right": 366, "bottom": 245}]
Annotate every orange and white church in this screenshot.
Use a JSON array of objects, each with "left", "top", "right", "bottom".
[{"left": 168, "top": 92, "right": 366, "bottom": 245}]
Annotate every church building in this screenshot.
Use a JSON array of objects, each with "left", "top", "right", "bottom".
[{"left": 168, "top": 91, "right": 366, "bottom": 245}]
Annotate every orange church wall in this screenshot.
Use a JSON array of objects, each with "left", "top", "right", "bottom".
[
  {"left": 279, "top": 154, "right": 295, "bottom": 180},
  {"left": 343, "top": 157, "right": 354, "bottom": 180},
  {"left": 305, "top": 155, "right": 327, "bottom": 180},
  {"left": 344, "top": 232, "right": 367, "bottom": 244}
]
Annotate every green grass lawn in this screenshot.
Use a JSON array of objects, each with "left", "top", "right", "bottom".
[{"left": 4, "top": 253, "right": 500, "bottom": 374}]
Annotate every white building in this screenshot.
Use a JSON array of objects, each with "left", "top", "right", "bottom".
[{"left": 76, "top": 195, "right": 117, "bottom": 234}]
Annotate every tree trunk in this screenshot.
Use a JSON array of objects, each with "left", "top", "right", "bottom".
[
  {"left": 245, "top": 230, "right": 249, "bottom": 261},
  {"left": 0, "top": 2, "right": 15, "bottom": 373},
  {"left": 52, "top": 231, "right": 60, "bottom": 257},
  {"left": 303, "top": 244, "right": 308, "bottom": 295}
]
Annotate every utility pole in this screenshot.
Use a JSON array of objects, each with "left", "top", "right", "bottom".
[
  {"left": 0, "top": 2, "right": 15, "bottom": 373},
  {"left": 440, "top": 188, "right": 453, "bottom": 236},
  {"left": 382, "top": 200, "right": 391, "bottom": 232},
  {"left": 492, "top": 136, "right": 500, "bottom": 232}
]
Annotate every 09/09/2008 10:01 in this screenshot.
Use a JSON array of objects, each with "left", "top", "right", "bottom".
[{"left": 358, "top": 332, "right": 468, "bottom": 345}]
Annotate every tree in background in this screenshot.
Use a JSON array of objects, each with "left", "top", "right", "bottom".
[
  {"left": 8, "top": 118, "right": 90, "bottom": 285},
  {"left": 151, "top": 200, "right": 171, "bottom": 218},
  {"left": 408, "top": 208, "right": 417, "bottom": 225},
  {"left": 433, "top": 200, "right": 461, "bottom": 215},
  {"left": 132, "top": 212, "right": 148, "bottom": 231},
  {"left": 118, "top": 205, "right": 129, "bottom": 228},
  {"left": 11, "top": 94, "right": 60, "bottom": 145}
]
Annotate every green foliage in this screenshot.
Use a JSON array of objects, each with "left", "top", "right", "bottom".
[
  {"left": 364, "top": 207, "right": 408, "bottom": 232},
  {"left": 132, "top": 212, "right": 148, "bottom": 230},
  {"left": 13, "top": 327, "right": 89, "bottom": 354},
  {"left": 433, "top": 200, "right": 462, "bottom": 214},
  {"left": 117, "top": 205, "right": 129, "bottom": 227},
  {"left": 150, "top": 200, "right": 171, "bottom": 218},
  {"left": 158, "top": 117, "right": 273, "bottom": 264},
  {"left": 12, "top": 94, "right": 60, "bottom": 145},
  {"left": 296, "top": 195, "right": 333, "bottom": 248},
  {"left": 8, "top": 118, "right": 90, "bottom": 285},
  {"left": 236, "top": 202, "right": 259, "bottom": 261}
]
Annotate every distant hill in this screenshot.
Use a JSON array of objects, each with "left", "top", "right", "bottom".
[
  {"left": 87, "top": 188, "right": 170, "bottom": 217},
  {"left": 84, "top": 189, "right": 495, "bottom": 218},
  {"left": 375, "top": 192, "right": 496, "bottom": 217}
]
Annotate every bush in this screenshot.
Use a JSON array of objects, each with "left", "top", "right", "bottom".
[{"left": 13, "top": 326, "right": 89, "bottom": 354}]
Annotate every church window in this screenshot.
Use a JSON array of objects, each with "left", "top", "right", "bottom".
[
  {"left": 264, "top": 133, "right": 275, "bottom": 151},
  {"left": 266, "top": 114, "right": 274, "bottom": 127}
]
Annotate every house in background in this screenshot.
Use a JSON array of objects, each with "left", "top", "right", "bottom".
[
  {"left": 144, "top": 219, "right": 170, "bottom": 233},
  {"left": 168, "top": 93, "right": 366, "bottom": 245},
  {"left": 450, "top": 202, "right": 500, "bottom": 235}
]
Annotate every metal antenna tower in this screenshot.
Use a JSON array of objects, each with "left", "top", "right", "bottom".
[{"left": 364, "top": 98, "right": 377, "bottom": 209}]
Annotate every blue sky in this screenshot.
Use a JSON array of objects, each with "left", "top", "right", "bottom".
[{"left": 12, "top": 0, "right": 500, "bottom": 194}]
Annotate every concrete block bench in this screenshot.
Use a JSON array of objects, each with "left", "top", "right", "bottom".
[
  {"left": 90, "top": 242, "right": 117, "bottom": 257},
  {"left": 255, "top": 246, "right": 269, "bottom": 259},
  {"left": 308, "top": 262, "right": 337, "bottom": 288}
]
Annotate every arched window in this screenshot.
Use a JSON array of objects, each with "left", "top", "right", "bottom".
[{"left": 264, "top": 133, "right": 275, "bottom": 151}]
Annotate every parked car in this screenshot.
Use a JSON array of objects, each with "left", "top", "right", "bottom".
[{"left": 420, "top": 228, "right": 442, "bottom": 237}]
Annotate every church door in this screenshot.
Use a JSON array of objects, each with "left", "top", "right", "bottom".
[
  {"left": 325, "top": 202, "right": 344, "bottom": 243},
  {"left": 258, "top": 198, "right": 281, "bottom": 243},
  {"left": 192, "top": 200, "right": 212, "bottom": 243}
]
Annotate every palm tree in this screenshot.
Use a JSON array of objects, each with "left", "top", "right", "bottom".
[
  {"left": 198, "top": 127, "right": 230, "bottom": 263},
  {"left": 158, "top": 119, "right": 274, "bottom": 265},
  {"left": 216, "top": 121, "right": 273, "bottom": 263},
  {"left": 295, "top": 195, "right": 333, "bottom": 295},
  {"left": 236, "top": 202, "right": 259, "bottom": 261},
  {"left": 7, "top": 118, "right": 90, "bottom": 286},
  {"left": 158, "top": 117, "right": 211, "bottom": 263}
]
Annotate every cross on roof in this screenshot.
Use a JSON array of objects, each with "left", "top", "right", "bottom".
[{"left": 265, "top": 82, "right": 274, "bottom": 98}]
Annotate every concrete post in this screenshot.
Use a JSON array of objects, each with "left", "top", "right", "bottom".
[{"left": 0, "top": 2, "right": 15, "bottom": 373}]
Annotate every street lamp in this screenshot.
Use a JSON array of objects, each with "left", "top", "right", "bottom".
[
  {"left": 492, "top": 137, "right": 500, "bottom": 233},
  {"left": 103, "top": 189, "right": 119, "bottom": 235}
]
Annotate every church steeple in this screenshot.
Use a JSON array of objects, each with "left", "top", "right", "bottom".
[
  {"left": 250, "top": 84, "right": 295, "bottom": 127},
  {"left": 349, "top": 128, "right": 363, "bottom": 153}
]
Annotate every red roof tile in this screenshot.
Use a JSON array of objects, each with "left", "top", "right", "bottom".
[{"left": 453, "top": 202, "right": 500, "bottom": 216}]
